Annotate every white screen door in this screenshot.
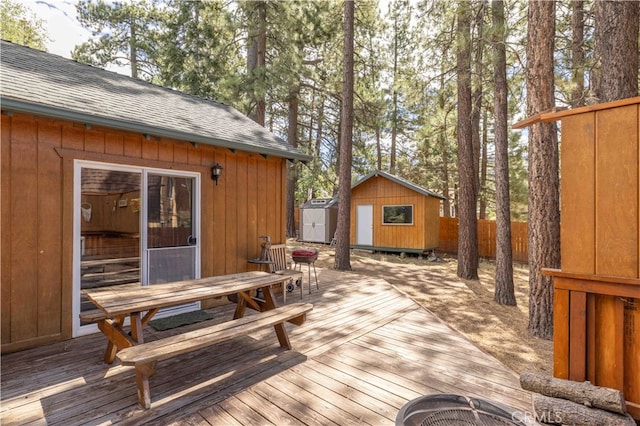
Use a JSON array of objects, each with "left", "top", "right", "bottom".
[
  {"left": 356, "top": 204, "right": 374, "bottom": 246},
  {"left": 143, "top": 171, "right": 200, "bottom": 317}
]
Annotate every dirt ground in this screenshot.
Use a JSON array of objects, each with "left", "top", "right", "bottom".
[{"left": 300, "top": 241, "right": 553, "bottom": 376}]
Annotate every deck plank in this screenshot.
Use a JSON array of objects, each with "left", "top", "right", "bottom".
[
  {"left": 1, "top": 268, "right": 532, "bottom": 425},
  {"left": 194, "top": 404, "right": 243, "bottom": 426},
  {"left": 286, "top": 362, "right": 398, "bottom": 422},
  {"left": 249, "top": 380, "right": 340, "bottom": 426},
  {"left": 234, "top": 388, "right": 307, "bottom": 425}
]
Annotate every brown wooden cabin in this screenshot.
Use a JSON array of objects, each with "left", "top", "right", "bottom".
[
  {"left": 350, "top": 171, "right": 444, "bottom": 254},
  {"left": 0, "top": 41, "right": 310, "bottom": 353},
  {"left": 514, "top": 96, "right": 640, "bottom": 420}
]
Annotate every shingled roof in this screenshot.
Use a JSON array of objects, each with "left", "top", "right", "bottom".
[{"left": 0, "top": 40, "right": 310, "bottom": 161}]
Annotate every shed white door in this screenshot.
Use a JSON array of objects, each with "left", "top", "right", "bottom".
[
  {"left": 302, "top": 209, "right": 326, "bottom": 242},
  {"left": 356, "top": 204, "right": 373, "bottom": 246}
]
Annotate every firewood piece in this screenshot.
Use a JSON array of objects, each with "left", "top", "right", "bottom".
[
  {"left": 520, "top": 372, "right": 627, "bottom": 414},
  {"left": 533, "top": 394, "right": 636, "bottom": 425}
]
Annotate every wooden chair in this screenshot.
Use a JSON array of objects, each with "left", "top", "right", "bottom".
[{"left": 267, "top": 244, "right": 303, "bottom": 303}]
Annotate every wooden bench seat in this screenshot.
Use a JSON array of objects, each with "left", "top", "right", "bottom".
[{"left": 116, "top": 303, "right": 313, "bottom": 409}]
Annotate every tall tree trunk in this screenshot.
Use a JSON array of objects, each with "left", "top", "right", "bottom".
[
  {"left": 129, "top": 14, "right": 138, "bottom": 79},
  {"left": 439, "top": 71, "right": 451, "bottom": 217},
  {"left": 492, "top": 0, "right": 516, "bottom": 306},
  {"left": 255, "top": 1, "right": 266, "bottom": 125},
  {"left": 472, "top": 1, "right": 485, "bottom": 196},
  {"left": 246, "top": 4, "right": 257, "bottom": 101},
  {"left": 570, "top": 0, "right": 585, "bottom": 107},
  {"left": 440, "top": 130, "right": 451, "bottom": 217},
  {"left": 456, "top": 0, "right": 479, "bottom": 280},
  {"left": 376, "top": 127, "right": 382, "bottom": 171},
  {"left": 390, "top": 18, "right": 399, "bottom": 175},
  {"left": 479, "top": 110, "right": 488, "bottom": 219},
  {"left": 307, "top": 88, "right": 315, "bottom": 149},
  {"left": 526, "top": 0, "right": 560, "bottom": 339},
  {"left": 313, "top": 96, "right": 325, "bottom": 198},
  {"left": 592, "top": 0, "right": 639, "bottom": 103},
  {"left": 246, "top": 1, "right": 266, "bottom": 125},
  {"left": 315, "top": 96, "right": 324, "bottom": 160},
  {"left": 286, "top": 84, "right": 300, "bottom": 238},
  {"left": 334, "top": 0, "right": 354, "bottom": 271}
]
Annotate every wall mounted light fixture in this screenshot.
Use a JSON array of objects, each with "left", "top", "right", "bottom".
[{"left": 211, "top": 163, "right": 223, "bottom": 185}]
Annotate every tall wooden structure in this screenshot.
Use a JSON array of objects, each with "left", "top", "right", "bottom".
[{"left": 515, "top": 97, "right": 640, "bottom": 420}]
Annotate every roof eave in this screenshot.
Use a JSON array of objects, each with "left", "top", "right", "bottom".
[
  {"left": 512, "top": 96, "right": 640, "bottom": 129},
  {"left": 1, "top": 97, "right": 312, "bottom": 163}
]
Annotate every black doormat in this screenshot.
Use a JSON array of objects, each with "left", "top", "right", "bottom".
[{"left": 148, "top": 310, "right": 213, "bottom": 331}]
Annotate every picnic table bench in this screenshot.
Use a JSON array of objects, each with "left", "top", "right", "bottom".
[{"left": 83, "top": 271, "right": 313, "bottom": 409}]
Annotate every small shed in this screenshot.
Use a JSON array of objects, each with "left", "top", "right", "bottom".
[
  {"left": 299, "top": 198, "right": 338, "bottom": 244},
  {"left": 514, "top": 96, "right": 640, "bottom": 421},
  {"left": 350, "top": 171, "right": 444, "bottom": 254}
]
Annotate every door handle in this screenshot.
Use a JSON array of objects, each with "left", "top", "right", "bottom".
[{"left": 187, "top": 235, "right": 197, "bottom": 245}]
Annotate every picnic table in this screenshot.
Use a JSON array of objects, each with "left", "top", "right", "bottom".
[{"left": 83, "top": 271, "right": 312, "bottom": 408}]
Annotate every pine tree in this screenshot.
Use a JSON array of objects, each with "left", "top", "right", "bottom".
[
  {"left": 571, "top": 0, "right": 586, "bottom": 107},
  {"left": 334, "top": 0, "right": 355, "bottom": 271},
  {"left": 154, "top": 1, "right": 243, "bottom": 103},
  {"left": 492, "top": 0, "right": 516, "bottom": 306},
  {"left": 456, "top": 0, "right": 479, "bottom": 280},
  {"left": 0, "top": 0, "right": 49, "bottom": 50},
  {"left": 592, "top": 0, "right": 639, "bottom": 102},
  {"left": 526, "top": 0, "right": 560, "bottom": 339},
  {"left": 386, "top": 0, "right": 413, "bottom": 174},
  {"left": 244, "top": 0, "right": 267, "bottom": 125},
  {"left": 72, "top": 0, "right": 161, "bottom": 80}
]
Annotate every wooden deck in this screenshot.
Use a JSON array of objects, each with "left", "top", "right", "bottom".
[{"left": 1, "top": 268, "right": 532, "bottom": 425}]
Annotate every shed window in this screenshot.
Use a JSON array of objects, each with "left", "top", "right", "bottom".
[{"left": 382, "top": 205, "right": 413, "bottom": 225}]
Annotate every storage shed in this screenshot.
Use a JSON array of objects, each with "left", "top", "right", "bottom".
[
  {"left": 299, "top": 198, "right": 338, "bottom": 244},
  {"left": 514, "top": 96, "right": 640, "bottom": 420},
  {"left": 350, "top": 171, "right": 444, "bottom": 254},
  {"left": 0, "top": 41, "right": 310, "bottom": 353}
]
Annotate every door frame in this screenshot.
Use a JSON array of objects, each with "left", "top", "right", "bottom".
[{"left": 72, "top": 160, "right": 201, "bottom": 337}]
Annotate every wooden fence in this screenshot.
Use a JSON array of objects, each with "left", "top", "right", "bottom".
[{"left": 438, "top": 217, "right": 529, "bottom": 264}]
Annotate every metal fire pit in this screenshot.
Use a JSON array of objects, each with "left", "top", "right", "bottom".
[{"left": 396, "top": 394, "right": 527, "bottom": 426}]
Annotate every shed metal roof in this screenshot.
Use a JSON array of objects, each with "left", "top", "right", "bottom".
[
  {"left": 352, "top": 170, "right": 445, "bottom": 200},
  {"left": 0, "top": 40, "right": 310, "bottom": 162}
]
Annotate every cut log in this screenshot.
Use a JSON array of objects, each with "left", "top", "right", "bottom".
[
  {"left": 520, "top": 372, "right": 627, "bottom": 414},
  {"left": 533, "top": 394, "right": 636, "bottom": 426}
]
